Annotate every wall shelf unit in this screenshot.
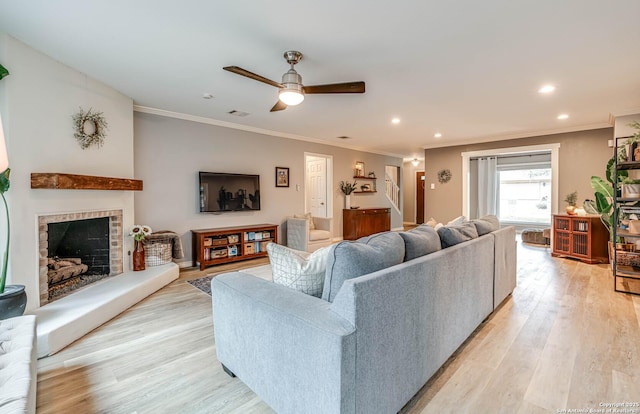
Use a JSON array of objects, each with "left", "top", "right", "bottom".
[
  {"left": 612, "top": 136, "right": 640, "bottom": 295},
  {"left": 353, "top": 175, "right": 377, "bottom": 193},
  {"left": 191, "top": 224, "right": 277, "bottom": 271}
]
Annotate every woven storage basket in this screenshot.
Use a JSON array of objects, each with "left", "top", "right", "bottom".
[{"left": 144, "top": 237, "right": 173, "bottom": 267}]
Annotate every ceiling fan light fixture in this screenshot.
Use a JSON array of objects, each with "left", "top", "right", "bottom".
[
  {"left": 279, "top": 69, "right": 305, "bottom": 106},
  {"left": 279, "top": 88, "right": 305, "bottom": 106}
]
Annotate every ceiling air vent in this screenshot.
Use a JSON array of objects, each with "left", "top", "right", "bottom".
[
  {"left": 337, "top": 136, "right": 351, "bottom": 139},
  {"left": 228, "top": 110, "right": 250, "bottom": 117}
]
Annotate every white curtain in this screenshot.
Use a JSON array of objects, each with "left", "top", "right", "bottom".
[{"left": 477, "top": 157, "right": 498, "bottom": 216}]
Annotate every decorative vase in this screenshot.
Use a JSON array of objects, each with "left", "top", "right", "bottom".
[
  {"left": 133, "top": 240, "right": 145, "bottom": 271},
  {"left": 565, "top": 205, "right": 577, "bottom": 215},
  {"left": 345, "top": 194, "right": 351, "bottom": 209},
  {"left": 0, "top": 284, "right": 27, "bottom": 320}
]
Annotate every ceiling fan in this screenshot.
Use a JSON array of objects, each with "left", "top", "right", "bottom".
[{"left": 223, "top": 51, "right": 365, "bottom": 112}]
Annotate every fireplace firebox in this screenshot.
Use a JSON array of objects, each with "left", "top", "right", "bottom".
[{"left": 38, "top": 210, "right": 123, "bottom": 305}]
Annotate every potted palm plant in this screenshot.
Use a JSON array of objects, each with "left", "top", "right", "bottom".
[{"left": 0, "top": 66, "right": 27, "bottom": 319}]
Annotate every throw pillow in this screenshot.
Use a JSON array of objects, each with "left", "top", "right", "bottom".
[
  {"left": 294, "top": 212, "right": 315, "bottom": 231},
  {"left": 472, "top": 215, "right": 500, "bottom": 236},
  {"left": 447, "top": 215, "right": 466, "bottom": 225},
  {"left": 267, "top": 243, "right": 329, "bottom": 297},
  {"left": 437, "top": 221, "right": 479, "bottom": 248},
  {"left": 399, "top": 224, "right": 442, "bottom": 261},
  {"left": 426, "top": 217, "right": 438, "bottom": 227},
  {"left": 322, "top": 231, "right": 405, "bottom": 302}
]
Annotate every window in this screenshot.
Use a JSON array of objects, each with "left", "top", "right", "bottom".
[{"left": 497, "top": 165, "right": 551, "bottom": 224}]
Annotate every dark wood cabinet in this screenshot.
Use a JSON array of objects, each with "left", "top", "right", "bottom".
[
  {"left": 551, "top": 214, "right": 608, "bottom": 264},
  {"left": 191, "top": 224, "right": 278, "bottom": 270},
  {"left": 343, "top": 208, "right": 391, "bottom": 240}
]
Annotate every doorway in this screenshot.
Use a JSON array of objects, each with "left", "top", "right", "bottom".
[
  {"left": 416, "top": 171, "right": 425, "bottom": 224},
  {"left": 305, "top": 153, "right": 333, "bottom": 218}
]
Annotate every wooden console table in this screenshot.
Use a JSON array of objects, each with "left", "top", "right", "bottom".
[
  {"left": 343, "top": 208, "right": 391, "bottom": 240},
  {"left": 191, "top": 224, "right": 278, "bottom": 270}
]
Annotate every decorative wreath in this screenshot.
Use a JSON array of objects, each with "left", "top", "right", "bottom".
[
  {"left": 72, "top": 107, "right": 108, "bottom": 149},
  {"left": 437, "top": 169, "right": 452, "bottom": 184}
]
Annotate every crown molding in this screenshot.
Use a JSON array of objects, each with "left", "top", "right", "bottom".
[
  {"left": 132, "top": 105, "right": 404, "bottom": 159},
  {"left": 422, "top": 122, "right": 612, "bottom": 150}
]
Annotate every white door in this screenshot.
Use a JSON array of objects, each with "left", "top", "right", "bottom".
[{"left": 307, "top": 156, "right": 328, "bottom": 217}]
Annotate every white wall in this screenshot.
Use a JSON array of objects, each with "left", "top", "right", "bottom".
[
  {"left": 615, "top": 114, "right": 640, "bottom": 138},
  {"left": 0, "top": 34, "right": 135, "bottom": 310},
  {"left": 133, "top": 111, "right": 404, "bottom": 263}
]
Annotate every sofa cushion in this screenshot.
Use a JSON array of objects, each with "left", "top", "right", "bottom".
[
  {"left": 399, "top": 224, "right": 442, "bottom": 261},
  {"left": 472, "top": 214, "right": 500, "bottom": 235},
  {"left": 294, "top": 212, "right": 315, "bottom": 230},
  {"left": 437, "top": 221, "right": 479, "bottom": 248},
  {"left": 322, "top": 231, "right": 405, "bottom": 302},
  {"left": 309, "top": 229, "right": 331, "bottom": 241},
  {"left": 267, "top": 243, "right": 330, "bottom": 297}
]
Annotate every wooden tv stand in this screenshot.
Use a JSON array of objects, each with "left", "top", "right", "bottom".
[{"left": 191, "top": 224, "right": 278, "bottom": 270}]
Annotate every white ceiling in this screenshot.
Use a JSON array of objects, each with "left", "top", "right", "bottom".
[{"left": 1, "top": 1, "right": 639, "bottom": 159}]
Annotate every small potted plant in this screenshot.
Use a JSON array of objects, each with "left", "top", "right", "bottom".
[{"left": 564, "top": 191, "right": 578, "bottom": 215}]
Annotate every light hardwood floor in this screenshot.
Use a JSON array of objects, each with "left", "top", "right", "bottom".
[{"left": 36, "top": 243, "right": 640, "bottom": 413}]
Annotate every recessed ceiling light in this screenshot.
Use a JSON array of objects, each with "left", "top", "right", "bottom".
[
  {"left": 557, "top": 113, "right": 569, "bottom": 120},
  {"left": 538, "top": 85, "right": 556, "bottom": 94},
  {"left": 391, "top": 118, "right": 401, "bottom": 124},
  {"left": 434, "top": 133, "right": 442, "bottom": 138},
  {"left": 202, "top": 93, "right": 214, "bottom": 99}
]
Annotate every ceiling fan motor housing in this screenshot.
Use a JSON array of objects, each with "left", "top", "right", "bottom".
[{"left": 281, "top": 69, "right": 304, "bottom": 94}]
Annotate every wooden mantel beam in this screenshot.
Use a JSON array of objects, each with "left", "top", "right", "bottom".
[{"left": 31, "top": 173, "right": 143, "bottom": 191}]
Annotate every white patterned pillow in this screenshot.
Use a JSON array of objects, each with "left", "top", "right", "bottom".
[{"left": 267, "top": 243, "right": 330, "bottom": 297}]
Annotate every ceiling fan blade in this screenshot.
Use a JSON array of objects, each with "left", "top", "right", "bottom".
[
  {"left": 303, "top": 81, "right": 365, "bottom": 94},
  {"left": 223, "top": 66, "right": 283, "bottom": 88},
  {"left": 270, "top": 100, "right": 288, "bottom": 112}
]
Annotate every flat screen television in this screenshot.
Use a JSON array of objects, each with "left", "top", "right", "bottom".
[{"left": 199, "top": 172, "right": 261, "bottom": 212}]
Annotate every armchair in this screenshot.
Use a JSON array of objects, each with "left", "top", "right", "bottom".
[{"left": 287, "top": 215, "right": 333, "bottom": 252}]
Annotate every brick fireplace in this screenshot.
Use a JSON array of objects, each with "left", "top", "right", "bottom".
[{"left": 38, "top": 209, "right": 124, "bottom": 305}]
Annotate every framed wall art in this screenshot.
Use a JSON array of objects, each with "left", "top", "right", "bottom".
[{"left": 275, "top": 167, "right": 289, "bottom": 187}]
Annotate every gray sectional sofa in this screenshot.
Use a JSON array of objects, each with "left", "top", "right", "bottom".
[{"left": 211, "top": 222, "right": 516, "bottom": 414}]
